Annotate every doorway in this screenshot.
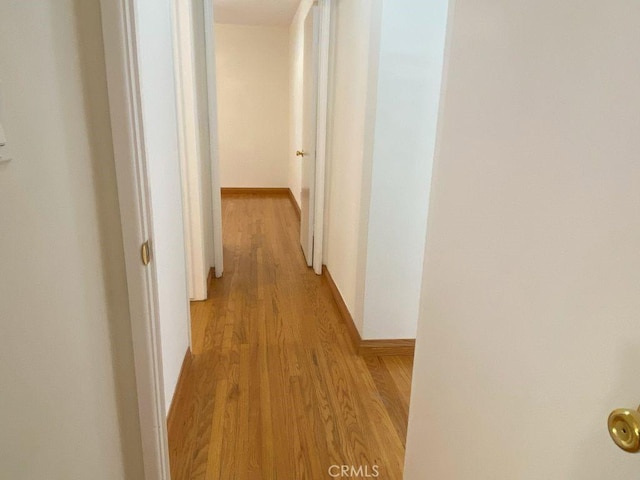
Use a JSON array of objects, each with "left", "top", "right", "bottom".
[
  {"left": 100, "top": 0, "right": 439, "bottom": 478},
  {"left": 210, "top": 1, "right": 328, "bottom": 272}
]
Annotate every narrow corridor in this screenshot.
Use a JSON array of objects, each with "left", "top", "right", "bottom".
[{"left": 168, "top": 193, "right": 413, "bottom": 480}]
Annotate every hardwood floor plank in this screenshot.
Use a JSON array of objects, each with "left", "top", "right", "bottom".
[
  {"left": 382, "top": 356, "right": 414, "bottom": 407},
  {"left": 168, "top": 194, "right": 414, "bottom": 480},
  {"left": 237, "top": 344, "right": 250, "bottom": 480},
  {"left": 364, "top": 355, "right": 411, "bottom": 448},
  {"left": 205, "top": 377, "right": 228, "bottom": 480},
  {"left": 189, "top": 353, "right": 223, "bottom": 480}
]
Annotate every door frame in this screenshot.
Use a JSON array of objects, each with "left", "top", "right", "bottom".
[
  {"left": 99, "top": 0, "right": 171, "bottom": 478},
  {"left": 173, "top": 0, "right": 224, "bottom": 302},
  {"left": 173, "top": 0, "right": 207, "bottom": 301},
  {"left": 203, "top": 0, "right": 225, "bottom": 279},
  {"left": 100, "top": 0, "right": 332, "bottom": 477}
]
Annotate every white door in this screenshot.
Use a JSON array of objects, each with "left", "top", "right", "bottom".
[
  {"left": 405, "top": 0, "right": 640, "bottom": 478},
  {"left": 300, "top": 6, "right": 319, "bottom": 266}
]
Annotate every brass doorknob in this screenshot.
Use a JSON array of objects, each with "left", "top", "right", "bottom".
[
  {"left": 296, "top": 150, "right": 305, "bottom": 157},
  {"left": 608, "top": 406, "right": 640, "bottom": 453}
]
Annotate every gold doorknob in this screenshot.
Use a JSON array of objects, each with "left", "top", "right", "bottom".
[
  {"left": 608, "top": 406, "right": 640, "bottom": 453},
  {"left": 296, "top": 150, "right": 305, "bottom": 157}
]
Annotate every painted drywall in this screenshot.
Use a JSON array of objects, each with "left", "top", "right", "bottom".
[
  {"left": 135, "top": 0, "right": 191, "bottom": 413},
  {"left": 288, "top": 0, "right": 314, "bottom": 207},
  {"left": 405, "top": 0, "right": 640, "bottom": 478},
  {"left": 215, "top": 24, "right": 290, "bottom": 188},
  {"left": 360, "top": 0, "right": 449, "bottom": 339},
  {"left": 0, "top": 1, "right": 143, "bottom": 478},
  {"left": 294, "top": 0, "right": 448, "bottom": 340},
  {"left": 323, "top": 0, "right": 380, "bottom": 332}
]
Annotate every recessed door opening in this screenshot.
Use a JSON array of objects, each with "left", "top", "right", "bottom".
[
  {"left": 167, "top": 1, "right": 423, "bottom": 479},
  {"left": 100, "top": 0, "right": 449, "bottom": 478}
]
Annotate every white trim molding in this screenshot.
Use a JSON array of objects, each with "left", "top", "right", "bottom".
[
  {"left": 203, "top": 0, "right": 225, "bottom": 278},
  {"left": 313, "top": 0, "right": 332, "bottom": 275},
  {"left": 172, "top": 0, "right": 209, "bottom": 301},
  {"left": 99, "top": 0, "right": 170, "bottom": 478}
]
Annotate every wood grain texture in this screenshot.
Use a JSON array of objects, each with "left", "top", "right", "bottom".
[
  {"left": 168, "top": 193, "right": 413, "bottom": 480},
  {"left": 359, "top": 340, "right": 415, "bottom": 357},
  {"left": 167, "top": 349, "right": 193, "bottom": 437}
]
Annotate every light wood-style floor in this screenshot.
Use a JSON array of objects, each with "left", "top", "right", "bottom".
[{"left": 168, "top": 193, "right": 413, "bottom": 480}]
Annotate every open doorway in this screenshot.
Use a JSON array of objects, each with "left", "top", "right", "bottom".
[
  {"left": 167, "top": 1, "right": 421, "bottom": 479},
  {"left": 211, "top": 1, "right": 328, "bottom": 272},
  {"left": 100, "top": 0, "right": 449, "bottom": 478},
  {"left": 173, "top": 0, "right": 328, "bottom": 304}
]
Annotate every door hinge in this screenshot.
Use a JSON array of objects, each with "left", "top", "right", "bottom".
[{"left": 141, "top": 240, "right": 152, "bottom": 266}]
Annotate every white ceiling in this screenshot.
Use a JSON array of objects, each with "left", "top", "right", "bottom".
[{"left": 213, "top": 0, "right": 302, "bottom": 26}]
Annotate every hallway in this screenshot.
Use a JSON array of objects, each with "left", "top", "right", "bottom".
[{"left": 168, "top": 193, "right": 413, "bottom": 479}]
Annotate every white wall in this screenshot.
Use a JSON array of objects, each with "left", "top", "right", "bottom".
[
  {"left": 323, "top": 0, "right": 447, "bottom": 340},
  {"left": 323, "top": 0, "right": 380, "bottom": 332},
  {"left": 0, "top": 1, "right": 143, "bottom": 478},
  {"left": 405, "top": 0, "right": 640, "bottom": 478},
  {"left": 135, "top": 0, "right": 191, "bottom": 412},
  {"left": 290, "top": 0, "right": 374, "bottom": 320},
  {"left": 291, "top": 0, "right": 447, "bottom": 340},
  {"left": 361, "top": 0, "right": 449, "bottom": 339},
  {"left": 215, "top": 23, "right": 289, "bottom": 188},
  {"left": 288, "top": 0, "right": 314, "bottom": 206}
]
